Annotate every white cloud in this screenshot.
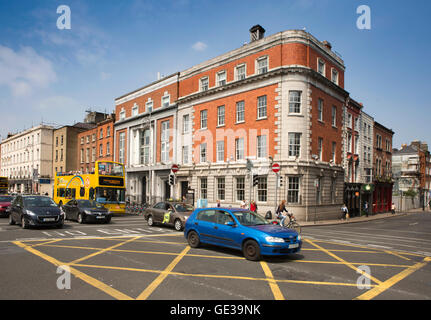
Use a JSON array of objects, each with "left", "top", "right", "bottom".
[
  {"left": 0, "top": 45, "right": 57, "bottom": 97},
  {"left": 192, "top": 41, "right": 208, "bottom": 51}
]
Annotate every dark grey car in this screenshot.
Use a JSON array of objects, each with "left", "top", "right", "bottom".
[
  {"left": 62, "top": 199, "right": 111, "bottom": 224},
  {"left": 9, "top": 195, "right": 64, "bottom": 229},
  {"left": 144, "top": 202, "right": 194, "bottom": 231}
]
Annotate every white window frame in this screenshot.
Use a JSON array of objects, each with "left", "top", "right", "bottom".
[
  {"left": 257, "top": 56, "right": 268, "bottom": 74},
  {"left": 200, "top": 110, "right": 208, "bottom": 129},
  {"left": 332, "top": 106, "right": 337, "bottom": 127},
  {"left": 318, "top": 99, "right": 324, "bottom": 122},
  {"left": 200, "top": 77, "right": 209, "bottom": 92},
  {"left": 183, "top": 114, "right": 190, "bottom": 134},
  {"left": 140, "top": 129, "right": 150, "bottom": 165},
  {"left": 216, "top": 141, "right": 224, "bottom": 162},
  {"left": 332, "top": 142, "right": 336, "bottom": 162},
  {"left": 331, "top": 68, "right": 339, "bottom": 85},
  {"left": 288, "top": 133, "right": 301, "bottom": 157},
  {"left": 318, "top": 58, "right": 326, "bottom": 76},
  {"left": 161, "top": 121, "right": 170, "bottom": 163},
  {"left": 288, "top": 91, "right": 301, "bottom": 114},
  {"left": 236, "top": 101, "right": 245, "bottom": 123},
  {"left": 257, "top": 95, "right": 267, "bottom": 120},
  {"left": 235, "top": 138, "right": 244, "bottom": 161},
  {"left": 257, "top": 135, "right": 267, "bottom": 159},
  {"left": 235, "top": 64, "right": 246, "bottom": 81},
  {"left": 132, "top": 103, "right": 139, "bottom": 117},
  {"left": 119, "top": 133, "right": 125, "bottom": 164},
  {"left": 318, "top": 137, "right": 323, "bottom": 160},
  {"left": 146, "top": 100, "right": 153, "bottom": 113},
  {"left": 182, "top": 145, "right": 189, "bottom": 164},
  {"left": 217, "top": 105, "right": 225, "bottom": 127},
  {"left": 200, "top": 143, "right": 207, "bottom": 163},
  {"left": 161, "top": 94, "right": 170, "bottom": 108},
  {"left": 217, "top": 71, "right": 226, "bottom": 86},
  {"left": 119, "top": 109, "right": 126, "bottom": 121}
]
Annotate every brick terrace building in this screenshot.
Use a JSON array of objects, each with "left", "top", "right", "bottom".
[
  {"left": 115, "top": 26, "right": 352, "bottom": 221},
  {"left": 373, "top": 121, "right": 394, "bottom": 213}
]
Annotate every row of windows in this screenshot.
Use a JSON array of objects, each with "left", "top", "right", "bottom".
[
  {"left": 1, "top": 133, "right": 40, "bottom": 153},
  {"left": 198, "top": 175, "right": 338, "bottom": 205},
  {"left": 119, "top": 94, "right": 171, "bottom": 121},
  {"left": 317, "top": 58, "right": 339, "bottom": 85},
  {"left": 80, "top": 127, "right": 111, "bottom": 145}
]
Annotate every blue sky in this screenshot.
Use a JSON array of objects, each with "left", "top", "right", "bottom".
[{"left": 0, "top": 0, "right": 430, "bottom": 148}]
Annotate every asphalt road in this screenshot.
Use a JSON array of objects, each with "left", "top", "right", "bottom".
[{"left": 0, "top": 212, "right": 430, "bottom": 300}]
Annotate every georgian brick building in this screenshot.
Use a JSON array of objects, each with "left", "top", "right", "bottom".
[{"left": 115, "top": 26, "right": 351, "bottom": 221}]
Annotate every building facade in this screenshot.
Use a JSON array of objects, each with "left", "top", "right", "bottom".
[
  {"left": 0, "top": 125, "right": 54, "bottom": 195},
  {"left": 115, "top": 26, "right": 350, "bottom": 221},
  {"left": 372, "top": 121, "right": 394, "bottom": 213}
]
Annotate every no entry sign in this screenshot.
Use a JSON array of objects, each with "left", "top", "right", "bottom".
[
  {"left": 272, "top": 163, "right": 280, "bottom": 173},
  {"left": 171, "top": 164, "right": 179, "bottom": 173}
]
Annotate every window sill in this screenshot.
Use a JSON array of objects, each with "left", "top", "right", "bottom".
[
  {"left": 235, "top": 121, "right": 245, "bottom": 125},
  {"left": 216, "top": 124, "right": 225, "bottom": 128},
  {"left": 288, "top": 113, "right": 303, "bottom": 117},
  {"left": 256, "top": 117, "right": 268, "bottom": 121}
]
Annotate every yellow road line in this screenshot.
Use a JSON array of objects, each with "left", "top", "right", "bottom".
[
  {"left": 13, "top": 241, "right": 133, "bottom": 300},
  {"left": 302, "top": 248, "right": 380, "bottom": 254},
  {"left": 306, "top": 239, "right": 383, "bottom": 285},
  {"left": 136, "top": 246, "right": 190, "bottom": 300},
  {"left": 355, "top": 258, "right": 429, "bottom": 300},
  {"left": 30, "top": 239, "right": 62, "bottom": 248},
  {"left": 69, "top": 236, "right": 142, "bottom": 265},
  {"left": 384, "top": 250, "right": 411, "bottom": 261},
  {"left": 70, "top": 262, "right": 373, "bottom": 288},
  {"left": 260, "top": 261, "right": 285, "bottom": 300},
  {"left": 18, "top": 233, "right": 183, "bottom": 243}
]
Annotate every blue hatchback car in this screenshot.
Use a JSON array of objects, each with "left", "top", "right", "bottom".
[{"left": 184, "top": 207, "right": 302, "bottom": 261}]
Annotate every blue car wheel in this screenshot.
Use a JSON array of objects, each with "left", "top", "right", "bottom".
[
  {"left": 187, "top": 230, "right": 200, "bottom": 248},
  {"left": 243, "top": 239, "right": 261, "bottom": 261}
]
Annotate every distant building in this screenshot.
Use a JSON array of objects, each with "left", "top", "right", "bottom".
[{"left": 0, "top": 125, "right": 54, "bottom": 195}]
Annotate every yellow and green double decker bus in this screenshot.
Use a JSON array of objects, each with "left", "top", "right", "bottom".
[
  {"left": 0, "top": 177, "right": 8, "bottom": 195},
  {"left": 53, "top": 161, "right": 126, "bottom": 214}
]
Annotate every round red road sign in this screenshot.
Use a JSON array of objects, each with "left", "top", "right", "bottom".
[
  {"left": 272, "top": 163, "right": 280, "bottom": 173},
  {"left": 171, "top": 164, "right": 179, "bottom": 173}
]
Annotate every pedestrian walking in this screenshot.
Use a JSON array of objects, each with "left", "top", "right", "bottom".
[
  {"left": 240, "top": 200, "right": 246, "bottom": 209},
  {"left": 364, "top": 201, "right": 369, "bottom": 217},
  {"left": 341, "top": 204, "right": 349, "bottom": 220},
  {"left": 250, "top": 200, "right": 257, "bottom": 213},
  {"left": 391, "top": 203, "right": 396, "bottom": 214},
  {"left": 216, "top": 199, "right": 221, "bottom": 208}
]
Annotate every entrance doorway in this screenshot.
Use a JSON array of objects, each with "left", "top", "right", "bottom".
[
  {"left": 164, "top": 180, "right": 171, "bottom": 200},
  {"left": 181, "top": 181, "right": 189, "bottom": 200},
  {"left": 142, "top": 177, "right": 147, "bottom": 204}
]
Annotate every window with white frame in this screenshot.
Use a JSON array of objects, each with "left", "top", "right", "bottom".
[
  {"left": 106, "top": 142, "right": 110, "bottom": 155},
  {"left": 354, "top": 118, "right": 359, "bottom": 131},
  {"left": 132, "top": 103, "right": 138, "bottom": 117},
  {"left": 330, "top": 178, "right": 336, "bottom": 203},
  {"left": 318, "top": 58, "right": 325, "bottom": 75},
  {"left": 200, "top": 77, "right": 209, "bottom": 91},
  {"left": 217, "top": 105, "right": 225, "bottom": 126},
  {"left": 287, "top": 176, "right": 300, "bottom": 203},
  {"left": 318, "top": 138, "right": 323, "bottom": 160},
  {"left": 182, "top": 145, "right": 189, "bottom": 164},
  {"left": 92, "top": 147, "right": 96, "bottom": 162},
  {"left": 236, "top": 101, "right": 245, "bottom": 123},
  {"left": 162, "top": 95, "right": 170, "bottom": 107},
  {"left": 236, "top": 64, "right": 246, "bottom": 80},
  {"left": 332, "top": 106, "right": 337, "bottom": 127},
  {"left": 119, "top": 109, "right": 126, "bottom": 120},
  {"left": 161, "top": 121, "right": 170, "bottom": 163},
  {"left": 200, "top": 110, "right": 207, "bottom": 129},
  {"left": 99, "top": 129, "right": 103, "bottom": 139},
  {"left": 146, "top": 100, "right": 153, "bottom": 113},
  {"left": 355, "top": 135, "right": 359, "bottom": 154},
  {"left": 257, "top": 176, "right": 267, "bottom": 202},
  {"left": 140, "top": 129, "right": 150, "bottom": 165},
  {"left": 236, "top": 177, "right": 245, "bottom": 201},
  {"left": 200, "top": 143, "right": 207, "bottom": 163},
  {"left": 288, "top": 133, "right": 301, "bottom": 157},
  {"left": 99, "top": 144, "right": 103, "bottom": 156},
  {"left": 183, "top": 114, "right": 190, "bottom": 134},
  {"left": 107, "top": 126, "right": 111, "bottom": 137},
  {"left": 257, "top": 95, "right": 267, "bottom": 119},
  {"left": 318, "top": 99, "right": 324, "bottom": 121},
  {"left": 347, "top": 133, "right": 352, "bottom": 153},
  {"left": 288, "top": 91, "right": 301, "bottom": 114},
  {"left": 235, "top": 138, "right": 244, "bottom": 160},
  {"left": 217, "top": 177, "right": 225, "bottom": 201},
  {"left": 217, "top": 71, "right": 226, "bottom": 86},
  {"left": 257, "top": 135, "right": 267, "bottom": 158},
  {"left": 216, "top": 141, "right": 224, "bottom": 162},
  {"left": 200, "top": 177, "right": 207, "bottom": 199},
  {"left": 257, "top": 56, "right": 268, "bottom": 74},
  {"left": 331, "top": 68, "right": 339, "bottom": 84},
  {"left": 332, "top": 142, "right": 336, "bottom": 162}
]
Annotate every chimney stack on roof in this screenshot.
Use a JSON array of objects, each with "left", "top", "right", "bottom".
[
  {"left": 249, "top": 25, "right": 265, "bottom": 42},
  {"left": 322, "top": 40, "right": 332, "bottom": 50}
]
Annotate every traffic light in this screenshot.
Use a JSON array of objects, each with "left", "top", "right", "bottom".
[
  {"left": 278, "top": 175, "right": 283, "bottom": 188},
  {"left": 253, "top": 175, "right": 259, "bottom": 187},
  {"left": 169, "top": 174, "right": 175, "bottom": 186}
]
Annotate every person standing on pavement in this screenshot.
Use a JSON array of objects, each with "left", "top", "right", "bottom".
[
  {"left": 391, "top": 203, "right": 396, "bottom": 214},
  {"left": 216, "top": 199, "right": 221, "bottom": 208},
  {"left": 364, "top": 201, "right": 369, "bottom": 217},
  {"left": 250, "top": 200, "right": 257, "bottom": 213},
  {"left": 240, "top": 200, "right": 246, "bottom": 209},
  {"left": 341, "top": 204, "right": 349, "bottom": 220}
]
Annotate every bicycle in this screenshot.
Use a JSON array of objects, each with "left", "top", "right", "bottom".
[{"left": 282, "top": 213, "right": 301, "bottom": 234}]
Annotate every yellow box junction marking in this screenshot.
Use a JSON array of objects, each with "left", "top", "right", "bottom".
[{"left": 260, "top": 261, "right": 285, "bottom": 300}]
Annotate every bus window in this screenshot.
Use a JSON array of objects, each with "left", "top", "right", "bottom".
[
  {"left": 80, "top": 187, "right": 85, "bottom": 197},
  {"left": 58, "top": 188, "right": 65, "bottom": 197},
  {"left": 65, "top": 188, "right": 76, "bottom": 199},
  {"left": 89, "top": 188, "right": 95, "bottom": 200}
]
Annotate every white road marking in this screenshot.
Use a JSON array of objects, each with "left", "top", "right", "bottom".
[{"left": 409, "top": 222, "right": 418, "bottom": 226}]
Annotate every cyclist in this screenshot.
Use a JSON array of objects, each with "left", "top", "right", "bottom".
[{"left": 276, "top": 200, "right": 289, "bottom": 227}]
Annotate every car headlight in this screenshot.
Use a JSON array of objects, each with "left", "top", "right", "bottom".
[
  {"left": 183, "top": 216, "right": 189, "bottom": 220},
  {"left": 26, "top": 210, "right": 36, "bottom": 216},
  {"left": 84, "top": 210, "right": 92, "bottom": 214},
  {"left": 265, "top": 236, "right": 285, "bottom": 243}
]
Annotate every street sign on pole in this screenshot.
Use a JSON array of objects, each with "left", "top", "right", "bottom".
[
  {"left": 171, "top": 164, "right": 179, "bottom": 173},
  {"left": 272, "top": 163, "right": 280, "bottom": 173}
]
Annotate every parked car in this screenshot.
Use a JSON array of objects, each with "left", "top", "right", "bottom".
[
  {"left": 62, "top": 199, "right": 111, "bottom": 224},
  {"left": 184, "top": 208, "right": 302, "bottom": 261},
  {"left": 9, "top": 195, "right": 64, "bottom": 229},
  {"left": 144, "top": 201, "right": 194, "bottom": 231},
  {"left": 0, "top": 195, "right": 13, "bottom": 217}
]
